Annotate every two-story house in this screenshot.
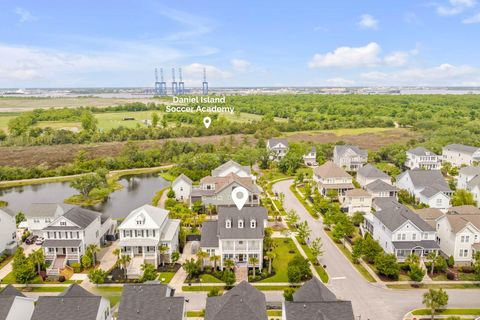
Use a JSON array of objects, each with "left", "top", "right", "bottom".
[
  {"left": 362, "top": 204, "right": 440, "bottom": 261},
  {"left": 32, "top": 284, "right": 111, "bottom": 320},
  {"left": 456, "top": 166, "right": 480, "bottom": 206},
  {"left": 396, "top": 170, "right": 452, "bottom": 210},
  {"left": 0, "top": 208, "right": 17, "bottom": 255},
  {"left": 25, "top": 203, "right": 65, "bottom": 236},
  {"left": 405, "top": 147, "right": 441, "bottom": 170},
  {"left": 172, "top": 174, "right": 193, "bottom": 203},
  {"left": 283, "top": 278, "right": 354, "bottom": 320},
  {"left": 365, "top": 179, "right": 398, "bottom": 199},
  {"left": 118, "top": 205, "right": 180, "bottom": 278},
  {"left": 200, "top": 206, "right": 267, "bottom": 269},
  {"left": 333, "top": 145, "right": 368, "bottom": 172},
  {"left": 340, "top": 189, "right": 372, "bottom": 215},
  {"left": 267, "top": 138, "right": 289, "bottom": 161},
  {"left": 211, "top": 160, "right": 253, "bottom": 179},
  {"left": 42, "top": 207, "right": 115, "bottom": 275},
  {"left": 442, "top": 144, "right": 480, "bottom": 167},
  {"left": 303, "top": 147, "right": 317, "bottom": 167},
  {"left": 313, "top": 161, "right": 354, "bottom": 197},
  {"left": 191, "top": 173, "right": 260, "bottom": 207},
  {"left": 118, "top": 283, "right": 185, "bottom": 320},
  {"left": 356, "top": 164, "right": 391, "bottom": 187},
  {"left": 436, "top": 205, "right": 480, "bottom": 265},
  {"left": 0, "top": 285, "right": 35, "bottom": 320}
]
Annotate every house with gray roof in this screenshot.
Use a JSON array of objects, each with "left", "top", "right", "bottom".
[
  {"left": 356, "top": 164, "right": 391, "bottom": 187},
  {"left": 362, "top": 204, "right": 440, "bottom": 261},
  {"left": 172, "top": 174, "right": 193, "bottom": 203},
  {"left": 42, "top": 207, "right": 115, "bottom": 276},
  {"left": 365, "top": 179, "right": 398, "bottom": 199},
  {"left": 396, "top": 170, "right": 452, "bottom": 210},
  {"left": 0, "top": 285, "right": 35, "bottom": 320},
  {"left": 303, "top": 146, "right": 318, "bottom": 167},
  {"left": 200, "top": 206, "right": 267, "bottom": 269},
  {"left": 31, "top": 284, "right": 111, "bottom": 320},
  {"left": 456, "top": 166, "right": 480, "bottom": 207},
  {"left": 205, "top": 281, "right": 267, "bottom": 320},
  {"left": 117, "top": 283, "right": 185, "bottom": 320},
  {"left": 333, "top": 145, "right": 368, "bottom": 172},
  {"left": 405, "top": 147, "right": 441, "bottom": 170},
  {"left": 25, "top": 203, "right": 66, "bottom": 236},
  {"left": 212, "top": 160, "right": 252, "bottom": 178},
  {"left": 313, "top": 161, "right": 354, "bottom": 197},
  {"left": 0, "top": 207, "right": 17, "bottom": 255},
  {"left": 442, "top": 144, "right": 480, "bottom": 167},
  {"left": 283, "top": 278, "right": 354, "bottom": 320},
  {"left": 267, "top": 138, "right": 289, "bottom": 161}
]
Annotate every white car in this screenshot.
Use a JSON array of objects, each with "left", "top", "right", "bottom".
[{"left": 35, "top": 237, "right": 44, "bottom": 245}]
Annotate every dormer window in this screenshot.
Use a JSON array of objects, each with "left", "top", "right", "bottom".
[
  {"left": 60, "top": 221, "right": 66, "bottom": 226},
  {"left": 136, "top": 214, "right": 145, "bottom": 225},
  {"left": 238, "top": 219, "right": 244, "bottom": 228},
  {"left": 226, "top": 219, "right": 231, "bottom": 228},
  {"left": 250, "top": 219, "right": 256, "bottom": 228}
]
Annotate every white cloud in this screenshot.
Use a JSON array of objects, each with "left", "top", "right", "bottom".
[
  {"left": 309, "top": 42, "right": 381, "bottom": 68},
  {"left": 436, "top": 0, "right": 477, "bottom": 16},
  {"left": 182, "top": 63, "right": 231, "bottom": 81},
  {"left": 157, "top": 7, "right": 212, "bottom": 41},
  {"left": 313, "top": 26, "right": 329, "bottom": 32},
  {"left": 360, "top": 63, "right": 479, "bottom": 86},
  {"left": 231, "top": 59, "right": 251, "bottom": 71},
  {"left": 325, "top": 77, "right": 356, "bottom": 86},
  {"left": 463, "top": 12, "right": 480, "bottom": 23},
  {"left": 358, "top": 14, "right": 379, "bottom": 29},
  {"left": 15, "top": 7, "right": 37, "bottom": 23}
]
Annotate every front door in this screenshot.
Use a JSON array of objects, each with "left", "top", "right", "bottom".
[
  {"left": 238, "top": 254, "right": 245, "bottom": 263},
  {"left": 138, "top": 246, "right": 143, "bottom": 254}
]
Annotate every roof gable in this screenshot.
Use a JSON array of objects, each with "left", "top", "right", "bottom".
[
  {"left": 314, "top": 161, "right": 352, "bottom": 179},
  {"left": 119, "top": 205, "right": 169, "bottom": 230}
]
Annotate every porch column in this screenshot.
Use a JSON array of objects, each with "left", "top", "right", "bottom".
[
  {"left": 142, "top": 246, "right": 145, "bottom": 260},
  {"left": 155, "top": 247, "right": 158, "bottom": 267}
]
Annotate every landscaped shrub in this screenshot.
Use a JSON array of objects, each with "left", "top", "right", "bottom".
[
  {"left": 375, "top": 253, "right": 400, "bottom": 280},
  {"left": 58, "top": 276, "right": 66, "bottom": 282},
  {"left": 461, "top": 266, "right": 474, "bottom": 273},
  {"left": 71, "top": 262, "right": 82, "bottom": 273},
  {"left": 447, "top": 256, "right": 455, "bottom": 268},
  {"left": 447, "top": 271, "right": 456, "bottom": 280}
]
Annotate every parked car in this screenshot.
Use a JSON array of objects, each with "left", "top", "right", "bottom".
[
  {"left": 25, "top": 235, "right": 38, "bottom": 245},
  {"left": 35, "top": 237, "right": 44, "bottom": 245}
]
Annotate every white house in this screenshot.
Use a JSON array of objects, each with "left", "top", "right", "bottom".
[
  {"left": 200, "top": 206, "right": 267, "bottom": 269},
  {"left": 212, "top": 159, "right": 253, "bottom": 178},
  {"left": 32, "top": 284, "right": 111, "bottom": 320},
  {"left": 456, "top": 166, "right": 480, "bottom": 206},
  {"left": 442, "top": 144, "right": 480, "bottom": 167},
  {"left": 0, "top": 285, "right": 35, "bottom": 320},
  {"left": 0, "top": 208, "right": 17, "bottom": 255},
  {"left": 118, "top": 205, "right": 180, "bottom": 278},
  {"left": 333, "top": 145, "right": 368, "bottom": 172},
  {"left": 267, "top": 138, "right": 289, "bottom": 161},
  {"left": 303, "top": 147, "right": 317, "bottom": 167},
  {"left": 405, "top": 147, "right": 441, "bottom": 170},
  {"left": 42, "top": 207, "right": 115, "bottom": 276},
  {"left": 396, "top": 170, "right": 452, "bottom": 210},
  {"left": 313, "top": 161, "right": 354, "bottom": 197},
  {"left": 172, "top": 174, "right": 193, "bottom": 203},
  {"left": 362, "top": 204, "right": 440, "bottom": 261},
  {"left": 25, "top": 203, "right": 65, "bottom": 236},
  {"left": 356, "top": 164, "right": 391, "bottom": 187},
  {"left": 436, "top": 205, "right": 480, "bottom": 265},
  {"left": 365, "top": 179, "right": 398, "bottom": 199},
  {"left": 340, "top": 189, "right": 372, "bottom": 215}
]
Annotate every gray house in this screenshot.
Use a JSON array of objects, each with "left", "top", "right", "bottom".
[
  {"left": 283, "top": 277, "right": 354, "bottom": 320},
  {"left": 267, "top": 138, "right": 289, "bottom": 161},
  {"left": 356, "top": 164, "right": 391, "bottom": 187},
  {"left": 200, "top": 206, "right": 267, "bottom": 269},
  {"left": 0, "top": 285, "right": 35, "bottom": 320},
  {"left": 205, "top": 281, "right": 267, "bottom": 320},
  {"left": 333, "top": 145, "right": 368, "bottom": 172}
]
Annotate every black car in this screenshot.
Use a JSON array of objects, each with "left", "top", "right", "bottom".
[{"left": 25, "top": 234, "right": 38, "bottom": 244}]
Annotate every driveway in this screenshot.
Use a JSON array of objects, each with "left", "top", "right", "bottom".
[{"left": 273, "top": 179, "right": 480, "bottom": 320}]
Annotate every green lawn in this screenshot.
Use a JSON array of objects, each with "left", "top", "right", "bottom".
[
  {"left": 186, "top": 311, "right": 205, "bottom": 317},
  {"left": 23, "top": 286, "right": 66, "bottom": 293},
  {"left": 295, "top": 236, "right": 329, "bottom": 283},
  {"left": 412, "top": 308, "right": 480, "bottom": 316},
  {"left": 199, "top": 274, "right": 224, "bottom": 283},
  {"left": 158, "top": 272, "right": 175, "bottom": 284},
  {"left": 259, "top": 238, "right": 300, "bottom": 283},
  {"left": 92, "top": 286, "right": 123, "bottom": 307},
  {"left": 289, "top": 185, "right": 319, "bottom": 219},
  {"left": 267, "top": 310, "right": 282, "bottom": 317},
  {"left": 182, "top": 285, "right": 224, "bottom": 292},
  {"left": 387, "top": 283, "right": 480, "bottom": 289}
]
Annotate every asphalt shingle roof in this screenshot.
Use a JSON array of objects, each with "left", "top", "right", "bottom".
[
  {"left": 0, "top": 296, "right": 15, "bottom": 320},
  {"left": 357, "top": 164, "right": 390, "bottom": 179},
  {"left": 200, "top": 221, "right": 220, "bottom": 248},
  {"left": 172, "top": 173, "right": 192, "bottom": 187},
  {"left": 407, "top": 147, "right": 437, "bottom": 156},
  {"left": 443, "top": 144, "right": 480, "bottom": 154},
  {"left": 212, "top": 160, "right": 251, "bottom": 177},
  {"left": 314, "top": 161, "right": 352, "bottom": 179},
  {"left": 0, "top": 285, "right": 25, "bottom": 297},
  {"left": 25, "top": 203, "right": 64, "bottom": 217},
  {"left": 374, "top": 204, "right": 435, "bottom": 232},
  {"left": 284, "top": 301, "right": 355, "bottom": 320},
  {"left": 458, "top": 166, "right": 480, "bottom": 176},
  {"left": 365, "top": 179, "right": 397, "bottom": 193},
  {"left": 293, "top": 278, "right": 337, "bottom": 302},
  {"left": 61, "top": 207, "right": 102, "bottom": 229},
  {"left": 267, "top": 138, "right": 288, "bottom": 149},
  {"left": 217, "top": 206, "right": 267, "bottom": 240},
  {"left": 335, "top": 145, "right": 368, "bottom": 157}
]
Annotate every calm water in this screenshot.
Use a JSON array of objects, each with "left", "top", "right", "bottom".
[{"left": 0, "top": 173, "right": 169, "bottom": 219}]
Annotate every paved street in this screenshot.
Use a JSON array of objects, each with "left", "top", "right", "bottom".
[{"left": 273, "top": 179, "right": 480, "bottom": 320}]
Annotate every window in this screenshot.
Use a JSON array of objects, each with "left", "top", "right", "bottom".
[
  {"left": 466, "top": 235, "right": 470, "bottom": 242},
  {"left": 60, "top": 221, "right": 66, "bottom": 226},
  {"left": 461, "top": 235, "right": 466, "bottom": 243},
  {"left": 180, "top": 187, "right": 183, "bottom": 191},
  {"left": 34, "top": 218, "right": 40, "bottom": 223},
  {"left": 436, "top": 198, "right": 442, "bottom": 206},
  {"left": 250, "top": 219, "right": 256, "bottom": 228},
  {"left": 226, "top": 219, "right": 231, "bottom": 228},
  {"left": 412, "top": 234, "right": 417, "bottom": 240},
  {"left": 423, "top": 233, "right": 428, "bottom": 240},
  {"left": 397, "top": 234, "right": 401, "bottom": 240},
  {"left": 401, "top": 234, "right": 406, "bottom": 240},
  {"left": 459, "top": 249, "right": 469, "bottom": 257},
  {"left": 45, "top": 218, "right": 51, "bottom": 223},
  {"left": 238, "top": 219, "right": 244, "bottom": 228},
  {"left": 96, "top": 231, "right": 99, "bottom": 238}
]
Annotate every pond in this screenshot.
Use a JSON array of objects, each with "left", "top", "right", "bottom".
[{"left": 0, "top": 173, "right": 170, "bottom": 219}]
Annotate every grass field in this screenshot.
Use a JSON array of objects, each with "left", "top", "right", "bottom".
[
  {"left": 259, "top": 238, "right": 301, "bottom": 283},
  {"left": 412, "top": 308, "right": 480, "bottom": 316},
  {"left": 92, "top": 286, "right": 123, "bottom": 307}
]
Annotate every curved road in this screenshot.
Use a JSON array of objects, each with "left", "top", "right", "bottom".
[{"left": 273, "top": 179, "right": 480, "bottom": 320}]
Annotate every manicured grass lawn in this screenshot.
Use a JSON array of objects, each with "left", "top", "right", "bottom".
[
  {"left": 290, "top": 185, "right": 319, "bottom": 218},
  {"left": 252, "top": 285, "right": 300, "bottom": 291},
  {"left": 295, "top": 236, "right": 329, "bottom": 283},
  {"left": 186, "top": 311, "right": 205, "bottom": 317},
  {"left": 387, "top": 283, "right": 480, "bottom": 289},
  {"left": 158, "top": 272, "right": 175, "bottom": 284},
  {"left": 267, "top": 310, "right": 282, "bottom": 316},
  {"left": 412, "top": 308, "right": 480, "bottom": 316},
  {"left": 1, "top": 272, "right": 43, "bottom": 284},
  {"left": 92, "top": 286, "right": 123, "bottom": 307},
  {"left": 199, "top": 274, "right": 223, "bottom": 283},
  {"left": 22, "top": 286, "right": 66, "bottom": 292},
  {"left": 0, "top": 255, "right": 13, "bottom": 269},
  {"left": 182, "top": 285, "right": 224, "bottom": 292},
  {"left": 259, "top": 238, "right": 300, "bottom": 283}
]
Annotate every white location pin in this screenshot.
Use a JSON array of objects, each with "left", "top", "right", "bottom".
[
  {"left": 232, "top": 187, "right": 249, "bottom": 210},
  {"left": 203, "top": 116, "right": 212, "bottom": 128}
]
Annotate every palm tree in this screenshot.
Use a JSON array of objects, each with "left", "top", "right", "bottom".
[
  {"left": 196, "top": 250, "right": 209, "bottom": 272},
  {"left": 119, "top": 255, "right": 131, "bottom": 279},
  {"left": 210, "top": 255, "right": 220, "bottom": 270},
  {"left": 87, "top": 244, "right": 100, "bottom": 266},
  {"left": 159, "top": 245, "right": 169, "bottom": 267},
  {"left": 112, "top": 248, "right": 121, "bottom": 267},
  {"left": 207, "top": 204, "right": 215, "bottom": 220},
  {"left": 224, "top": 258, "right": 235, "bottom": 271},
  {"left": 405, "top": 252, "right": 420, "bottom": 267},
  {"left": 249, "top": 256, "right": 259, "bottom": 278},
  {"left": 29, "top": 249, "right": 44, "bottom": 273},
  {"left": 426, "top": 251, "right": 438, "bottom": 275},
  {"left": 265, "top": 251, "right": 276, "bottom": 274}
]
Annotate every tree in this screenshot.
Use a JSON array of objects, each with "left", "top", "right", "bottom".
[
  {"left": 451, "top": 189, "right": 476, "bottom": 206},
  {"left": 208, "top": 287, "right": 221, "bottom": 297},
  {"left": 171, "top": 251, "right": 180, "bottom": 266},
  {"left": 426, "top": 251, "right": 437, "bottom": 275},
  {"left": 70, "top": 173, "right": 105, "bottom": 197},
  {"left": 422, "top": 288, "right": 449, "bottom": 320},
  {"left": 409, "top": 264, "right": 426, "bottom": 283},
  {"left": 265, "top": 251, "right": 276, "bottom": 274},
  {"left": 222, "top": 269, "right": 236, "bottom": 287},
  {"left": 88, "top": 269, "right": 107, "bottom": 285},
  {"left": 112, "top": 248, "right": 121, "bottom": 267},
  {"left": 167, "top": 188, "right": 175, "bottom": 199},
  {"left": 15, "top": 212, "right": 26, "bottom": 225},
  {"left": 405, "top": 253, "right": 420, "bottom": 268},
  {"left": 140, "top": 263, "right": 158, "bottom": 282},
  {"left": 287, "top": 255, "right": 312, "bottom": 283},
  {"left": 283, "top": 287, "right": 295, "bottom": 301},
  {"left": 12, "top": 247, "right": 36, "bottom": 285},
  {"left": 29, "top": 249, "right": 44, "bottom": 273},
  {"left": 183, "top": 258, "right": 201, "bottom": 278},
  {"left": 361, "top": 235, "right": 383, "bottom": 264},
  {"left": 159, "top": 245, "right": 169, "bottom": 267},
  {"left": 223, "top": 258, "right": 235, "bottom": 271},
  {"left": 81, "top": 254, "right": 92, "bottom": 269},
  {"left": 351, "top": 239, "right": 363, "bottom": 264},
  {"left": 310, "top": 237, "right": 324, "bottom": 265},
  {"left": 196, "top": 250, "right": 209, "bottom": 272},
  {"left": 447, "top": 255, "right": 455, "bottom": 268},
  {"left": 86, "top": 244, "right": 100, "bottom": 266},
  {"left": 210, "top": 255, "right": 220, "bottom": 270},
  {"left": 249, "top": 256, "right": 259, "bottom": 278},
  {"left": 285, "top": 209, "right": 300, "bottom": 227},
  {"left": 351, "top": 212, "right": 365, "bottom": 226},
  {"left": 152, "top": 112, "right": 160, "bottom": 128},
  {"left": 296, "top": 221, "right": 311, "bottom": 245},
  {"left": 474, "top": 251, "right": 480, "bottom": 280},
  {"left": 375, "top": 253, "right": 400, "bottom": 280},
  {"left": 80, "top": 111, "right": 98, "bottom": 132},
  {"left": 119, "top": 255, "right": 131, "bottom": 279}
]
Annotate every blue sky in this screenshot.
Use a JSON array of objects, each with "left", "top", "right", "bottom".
[{"left": 1, "top": 0, "right": 480, "bottom": 87}]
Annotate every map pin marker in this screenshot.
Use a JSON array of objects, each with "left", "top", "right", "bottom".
[
  {"left": 232, "top": 186, "right": 248, "bottom": 210},
  {"left": 203, "top": 116, "right": 211, "bottom": 128}
]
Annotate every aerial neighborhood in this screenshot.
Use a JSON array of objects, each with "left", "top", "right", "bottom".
[{"left": 1, "top": 138, "right": 480, "bottom": 320}]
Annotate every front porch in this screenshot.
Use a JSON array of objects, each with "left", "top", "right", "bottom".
[
  {"left": 392, "top": 240, "right": 440, "bottom": 261},
  {"left": 221, "top": 252, "right": 261, "bottom": 269},
  {"left": 43, "top": 240, "right": 82, "bottom": 276}
]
